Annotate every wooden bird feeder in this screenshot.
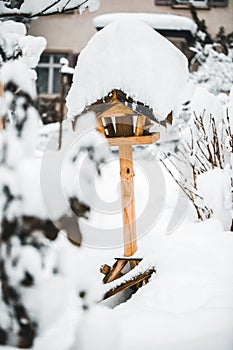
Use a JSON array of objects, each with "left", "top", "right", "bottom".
[
  {"left": 91, "top": 89, "right": 160, "bottom": 258},
  {"left": 72, "top": 88, "right": 172, "bottom": 298},
  {"left": 77, "top": 89, "right": 171, "bottom": 297}
]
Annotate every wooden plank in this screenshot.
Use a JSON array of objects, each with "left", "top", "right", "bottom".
[
  {"left": 115, "top": 115, "right": 133, "bottom": 137},
  {"left": 103, "top": 268, "right": 155, "bottom": 300},
  {"left": 103, "top": 259, "right": 128, "bottom": 283},
  {"left": 97, "top": 102, "right": 136, "bottom": 119},
  {"left": 135, "top": 115, "right": 146, "bottom": 136},
  {"left": 107, "top": 133, "right": 160, "bottom": 146},
  {"left": 119, "top": 144, "right": 137, "bottom": 257},
  {"left": 115, "top": 257, "right": 142, "bottom": 262},
  {"left": 166, "top": 111, "right": 173, "bottom": 125},
  {"left": 96, "top": 117, "right": 105, "bottom": 135},
  {"left": 100, "top": 264, "right": 111, "bottom": 275},
  {"left": 104, "top": 116, "right": 115, "bottom": 137}
]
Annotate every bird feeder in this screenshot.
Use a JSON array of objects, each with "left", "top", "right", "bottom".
[
  {"left": 75, "top": 89, "right": 169, "bottom": 296},
  {"left": 90, "top": 89, "right": 160, "bottom": 258},
  {"left": 66, "top": 18, "right": 188, "bottom": 297}
]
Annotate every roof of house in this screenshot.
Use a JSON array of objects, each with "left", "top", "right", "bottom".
[{"left": 93, "top": 13, "right": 197, "bottom": 43}]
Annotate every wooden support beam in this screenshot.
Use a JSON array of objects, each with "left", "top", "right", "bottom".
[
  {"left": 100, "top": 264, "right": 111, "bottom": 275},
  {"left": 97, "top": 102, "right": 137, "bottom": 119},
  {"left": 104, "top": 116, "right": 115, "bottom": 137},
  {"left": 107, "top": 132, "right": 160, "bottom": 146},
  {"left": 135, "top": 115, "right": 146, "bottom": 136},
  {"left": 103, "top": 259, "right": 128, "bottom": 283},
  {"left": 103, "top": 268, "right": 155, "bottom": 300},
  {"left": 96, "top": 117, "right": 105, "bottom": 135}
]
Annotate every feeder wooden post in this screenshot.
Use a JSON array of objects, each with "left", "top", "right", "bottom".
[{"left": 119, "top": 143, "right": 137, "bottom": 257}]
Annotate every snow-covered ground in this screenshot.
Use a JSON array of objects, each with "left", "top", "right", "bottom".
[{"left": 2, "top": 144, "right": 233, "bottom": 350}]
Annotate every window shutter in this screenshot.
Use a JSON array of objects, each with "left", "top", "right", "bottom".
[
  {"left": 208, "top": 0, "right": 228, "bottom": 7},
  {"left": 155, "top": 0, "right": 171, "bottom": 5}
]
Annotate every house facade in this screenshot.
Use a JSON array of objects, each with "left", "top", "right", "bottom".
[{"left": 28, "top": 0, "right": 233, "bottom": 97}]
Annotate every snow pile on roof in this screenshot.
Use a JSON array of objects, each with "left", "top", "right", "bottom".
[
  {"left": 0, "top": 0, "right": 100, "bottom": 16},
  {"left": 67, "top": 19, "right": 189, "bottom": 121},
  {"left": 93, "top": 13, "right": 197, "bottom": 34}
]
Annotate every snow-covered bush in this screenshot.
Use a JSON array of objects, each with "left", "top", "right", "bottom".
[
  {"left": 189, "top": 6, "right": 233, "bottom": 96},
  {"left": 0, "top": 20, "right": 110, "bottom": 348},
  {"left": 190, "top": 43, "right": 233, "bottom": 95},
  {"left": 159, "top": 87, "right": 232, "bottom": 229}
]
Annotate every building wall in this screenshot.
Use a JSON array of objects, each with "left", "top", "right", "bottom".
[{"left": 29, "top": 0, "right": 233, "bottom": 54}]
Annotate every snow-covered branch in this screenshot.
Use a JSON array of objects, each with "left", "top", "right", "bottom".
[{"left": 0, "top": 0, "right": 100, "bottom": 18}]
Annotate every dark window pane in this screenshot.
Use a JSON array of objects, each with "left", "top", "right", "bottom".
[
  {"left": 156, "top": 0, "right": 171, "bottom": 4},
  {"left": 209, "top": 0, "right": 227, "bottom": 6},
  {"left": 53, "top": 68, "right": 61, "bottom": 93},
  {"left": 36, "top": 68, "right": 49, "bottom": 94},
  {"left": 40, "top": 54, "right": 50, "bottom": 63},
  {"left": 54, "top": 53, "right": 68, "bottom": 64}
]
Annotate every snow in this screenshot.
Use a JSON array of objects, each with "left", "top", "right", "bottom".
[
  {"left": 190, "top": 44, "right": 233, "bottom": 95},
  {"left": 190, "top": 86, "right": 223, "bottom": 122},
  {"left": 93, "top": 13, "right": 197, "bottom": 34},
  {"left": 18, "top": 35, "right": 47, "bottom": 69},
  {"left": 0, "top": 20, "right": 46, "bottom": 86},
  {"left": 228, "top": 85, "right": 233, "bottom": 131},
  {"left": 16, "top": 217, "right": 233, "bottom": 350},
  {"left": 0, "top": 19, "right": 26, "bottom": 37},
  {"left": 197, "top": 169, "right": 232, "bottom": 230},
  {"left": 0, "top": 60, "right": 37, "bottom": 98},
  {"left": 0, "top": 20, "right": 46, "bottom": 66},
  {"left": 67, "top": 19, "right": 189, "bottom": 122},
  {"left": 1, "top": 11, "right": 233, "bottom": 350},
  {"left": 60, "top": 57, "right": 75, "bottom": 75},
  {"left": 1, "top": 142, "right": 233, "bottom": 349},
  {"left": 0, "top": 0, "right": 100, "bottom": 16}
]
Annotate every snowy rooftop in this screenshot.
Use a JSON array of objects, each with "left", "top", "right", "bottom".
[
  {"left": 93, "top": 13, "right": 197, "bottom": 35},
  {"left": 66, "top": 19, "right": 189, "bottom": 122}
]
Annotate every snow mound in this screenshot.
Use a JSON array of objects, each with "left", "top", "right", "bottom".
[
  {"left": 67, "top": 19, "right": 189, "bottom": 121},
  {"left": 93, "top": 13, "right": 197, "bottom": 34}
]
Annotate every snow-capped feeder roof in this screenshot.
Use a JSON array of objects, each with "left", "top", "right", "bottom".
[
  {"left": 93, "top": 13, "right": 197, "bottom": 35},
  {"left": 66, "top": 19, "right": 189, "bottom": 122}
]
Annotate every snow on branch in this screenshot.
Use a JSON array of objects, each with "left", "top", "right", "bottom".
[{"left": 0, "top": 0, "right": 100, "bottom": 18}]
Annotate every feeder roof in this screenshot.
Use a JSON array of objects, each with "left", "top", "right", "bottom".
[{"left": 66, "top": 19, "right": 189, "bottom": 122}]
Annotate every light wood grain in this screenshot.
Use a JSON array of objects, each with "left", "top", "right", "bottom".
[
  {"left": 96, "top": 117, "right": 105, "bottom": 135},
  {"left": 103, "top": 267, "right": 155, "bottom": 300},
  {"left": 107, "top": 132, "right": 160, "bottom": 146},
  {"left": 135, "top": 115, "right": 146, "bottom": 136},
  {"left": 119, "top": 144, "right": 137, "bottom": 257}
]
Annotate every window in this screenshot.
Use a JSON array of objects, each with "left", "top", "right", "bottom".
[
  {"left": 172, "top": 0, "right": 208, "bottom": 6},
  {"left": 155, "top": 0, "right": 171, "bottom": 4},
  {"left": 36, "top": 52, "right": 69, "bottom": 95}
]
